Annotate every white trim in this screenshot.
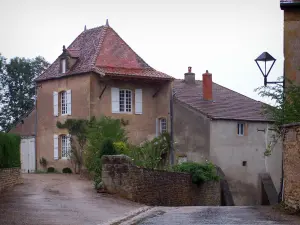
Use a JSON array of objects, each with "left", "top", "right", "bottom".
[
  {"left": 135, "top": 89, "right": 143, "bottom": 114},
  {"left": 53, "top": 134, "right": 59, "bottom": 160},
  {"left": 66, "top": 89, "right": 72, "bottom": 115},
  {"left": 53, "top": 92, "right": 58, "bottom": 116}
]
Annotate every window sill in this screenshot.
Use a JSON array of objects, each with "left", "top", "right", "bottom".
[
  {"left": 112, "top": 111, "right": 133, "bottom": 114},
  {"left": 60, "top": 157, "right": 69, "bottom": 160}
]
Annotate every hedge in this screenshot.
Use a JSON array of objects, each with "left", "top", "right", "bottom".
[{"left": 0, "top": 132, "right": 21, "bottom": 168}]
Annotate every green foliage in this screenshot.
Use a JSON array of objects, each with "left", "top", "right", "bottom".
[
  {"left": 62, "top": 167, "right": 73, "bottom": 174},
  {"left": 128, "top": 133, "right": 171, "bottom": 170},
  {"left": 0, "top": 132, "right": 21, "bottom": 168},
  {"left": 47, "top": 167, "right": 55, "bottom": 173},
  {"left": 256, "top": 77, "right": 300, "bottom": 129},
  {"left": 39, "top": 157, "right": 47, "bottom": 168},
  {"left": 113, "top": 141, "right": 130, "bottom": 155},
  {"left": 172, "top": 162, "right": 220, "bottom": 185},
  {"left": 101, "top": 138, "right": 117, "bottom": 156},
  {"left": 57, "top": 119, "right": 90, "bottom": 173},
  {"left": 0, "top": 55, "right": 49, "bottom": 131}
]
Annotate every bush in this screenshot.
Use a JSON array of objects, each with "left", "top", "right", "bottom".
[
  {"left": 47, "top": 167, "right": 55, "bottom": 173},
  {"left": 62, "top": 167, "right": 72, "bottom": 173},
  {"left": 172, "top": 162, "right": 219, "bottom": 185},
  {"left": 114, "top": 141, "right": 130, "bottom": 155},
  {"left": 101, "top": 138, "right": 117, "bottom": 156},
  {"left": 0, "top": 132, "right": 21, "bottom": 168}
]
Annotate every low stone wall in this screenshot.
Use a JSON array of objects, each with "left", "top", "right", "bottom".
[
  {"left": 283, "top": 123, "right": 300, "bottom": 209},
  {"left": 0, "top": 168, "right": 22, "bottom": 193},
  {"left": 102, "top": 155, "right": 220, "bottom": 206}
]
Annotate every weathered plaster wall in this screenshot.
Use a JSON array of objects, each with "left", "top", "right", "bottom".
[
  {"left": 282, "top": 123, "right": 300, "bottom": 209},
  {"left": 210, "top": 120, "right": 282, "bottom": 205},
  {"left": 102, "top": 155, "right": 220, "bottom": 206},
  {"left": 173, "top": 100, "right": 210, "bottom": 163},
  {"left": 284, "top": 9, "right": 300, "bottom": 84},
  {"left": 90, "top": 74, "right": 172, "bottom": 145},
  {"left": 9, "top": 110, "right": 36, "bottom": 137}
]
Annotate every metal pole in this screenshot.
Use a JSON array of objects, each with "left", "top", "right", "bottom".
[{"left": 170, "top": 88, "right": 174, "bottom": 165}]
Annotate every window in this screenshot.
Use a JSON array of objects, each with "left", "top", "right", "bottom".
[
  {"left": 61, "top": 135, "right": 70, "bottom": 159},
  {"left": 159, "top": 118, "right": 167, "bottom": 134},
  {"left": 237, "top": 123, "right": 245, "bottom": 136},
  {"left": 61, "top": 59, "right": 66, "bottom": 73},
  {"left": 61, "top": 91, "right": 67, "bottom": 115},
  {"left": 119, "top": 89, "right": 132, "bottom": 113}
]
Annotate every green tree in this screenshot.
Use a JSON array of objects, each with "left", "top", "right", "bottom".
[
  {"left": 256, "top": 77, "right": 300, "bottom": 131},
  {"left": 0, "top": 55, "right": 49, "bottom": 131}
]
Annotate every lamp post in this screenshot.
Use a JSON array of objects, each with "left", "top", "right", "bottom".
[{"left": 254, "top": 51, "right": 285, "bottom": 203}]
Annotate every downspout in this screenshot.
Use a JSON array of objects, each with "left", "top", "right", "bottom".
[
  {"left": 170, "top": 87, "right": 174, "bottom": 165},
  {"left": 34, "top": 82, "right": 38, "bottom": 172}
]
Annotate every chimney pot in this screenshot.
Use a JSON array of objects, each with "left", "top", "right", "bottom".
[
  {"left": 202, "top": 70, "right": 213, "bottom": 100},
  {"left": 184, "top": 66, "right": 195, "bottom": 84}
]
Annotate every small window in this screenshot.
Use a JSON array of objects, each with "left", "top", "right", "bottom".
[
  {"left": 61, "top": 59, "right": 66, "bottom": 73},
  {"left": 61, "top": 135, "right": 70, "bottom": 159},
  {"left": 61, "top": 91, "right": 67, "bottom": 115},
  {"left": 119, "top": 89, "right": 132, "bottom": 113},
  {"left": 237, "top": 123, "right": 245, "bottom": 136},
  {"left": 159, "top": 118, "right": 167, "bottom": 134}
]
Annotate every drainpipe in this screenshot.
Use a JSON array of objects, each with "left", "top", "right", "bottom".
[
  {"left": 169, "top": 87, "right": 174, "bottom": 165},
  {"left": 34, "top": 82, "right": 38, "bottom": 172}
]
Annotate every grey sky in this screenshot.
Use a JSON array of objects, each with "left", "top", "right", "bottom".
[{"left": 0, "top": 0, "right": 283, "bottom": 103}]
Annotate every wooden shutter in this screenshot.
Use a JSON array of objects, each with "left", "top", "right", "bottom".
[
  {"left": 54, "top": 134, "right": 59, "bottom": 160},
  {"left": 53, "top": 92, "right": 58, "bottom": 116},
  {"left": 67, "top": 134, "right": 71, "bottom": 159},
  {"left": 135, "top": 89, "right": 143, "bottom": 114},
  {"left": 111, "top": 88, "right": 120, "bottom": 113},
  {"left": 66, "top": 90, "right": 72, "bottom": 115}
]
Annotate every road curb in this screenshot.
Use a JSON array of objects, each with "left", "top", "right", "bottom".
[{"left": 98, "top": 206, "right": 153, "bottom": 225}]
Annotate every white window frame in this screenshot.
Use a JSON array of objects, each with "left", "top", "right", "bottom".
[
  {"left": 61, "top": 59, "right": 66, "bottom": 74},
  {"left": 159, "top": 118, "right": 167, "bottom": 134},
  {"left": 61, "top": 135, "right": 70, "bottom": 159},
  {"left": 237, "top": 123, "right": 245, "bottom": 136},
  {"left": 61, "top": 91, "right": 68, "bottom": 115},
  {"left": 119, "top": 89, "right": 132, "bottom": 113}
]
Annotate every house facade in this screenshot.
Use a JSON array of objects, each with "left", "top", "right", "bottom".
[
  {"left": 13, "top": 23, "right": 173, "bottom": 171},
  {"left": 173, "top": 68, "right": 282, "bottom": 206}
]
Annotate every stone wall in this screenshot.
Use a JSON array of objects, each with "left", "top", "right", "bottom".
[
  {"left": 0, "top": 168, "right": 22, "bottom": 193},
  {"left": 102, "top": 155, "right": 220, "bottom": 206},
  {"left": 283, "top": 123, "right": 300, "bottom": 209}
]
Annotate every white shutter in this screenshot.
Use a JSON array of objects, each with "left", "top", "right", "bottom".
[
  {"left": 156, "top": 118, "right": 159, "bottom": 137},
  {"left": 54, "top": 134, "right": 59, "bottom": 160},
  {"left": 135, "top": 89, "right": 143, "bottom": 114},
  {"left": 67, "top": 134, "right": 71, "bottom": 159},
  {"left": 53, "top": 92, "right": 58, "bottom": 116},
  {"left": 67, "top": 90, "right": 72, "bottom": 115},
  {"left": 111, "top": 87, "right": 120, "bottom": 113}
]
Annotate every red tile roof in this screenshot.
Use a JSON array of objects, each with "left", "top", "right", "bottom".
[
  {"left": 36, "top": 25, "right": 173, "bottom": 81},
  {"left": 174, "top": 79, "right": 272, "bottom": 122}
]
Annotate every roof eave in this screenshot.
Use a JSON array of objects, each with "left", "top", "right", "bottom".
[
  {"left": 210, "top": 117, "right": 274, "bottom": 123},
  {"left": 281, "top": 2, "right": 300, "bottom": 9}
]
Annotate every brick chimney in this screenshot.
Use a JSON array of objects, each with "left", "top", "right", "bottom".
[
  {"left": 202, "top": 70, "right": 212, "bottom": 100},
  {"left": 184, "top": 66, "right": 195, "bottom": 84}
]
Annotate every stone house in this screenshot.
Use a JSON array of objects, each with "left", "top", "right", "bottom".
[
  {"left": 280, "top": 0, "right": 300, "bottom": 209},
  {"left": 173, "top": 67, "right": 282, "bottom": 205},
  {"left": 10, "top": 22, "right": 173, "bottom": 172}
]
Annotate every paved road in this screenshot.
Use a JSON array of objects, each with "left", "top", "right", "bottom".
[
  {"left": 0, "top": 174, "right": 142, "bottom": 225},
  {"left": 130, "top": 206, "right": 300, "bottom": 225}
]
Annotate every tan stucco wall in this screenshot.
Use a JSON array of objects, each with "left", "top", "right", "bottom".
[
  {"left": 90, "top": 74, "right": 172, "bottom": 145},
  {"left": 210, "top": 120, "right": 282, "bottom": 206},
  {"left": 36, "top": 73, "right": 172, "bottom": 171},
  {"left": 36, "top": 74, "right": 91, "bottom": 171},
  {"left": 284, "top": 9, "right": 300, "bottom": 84}
]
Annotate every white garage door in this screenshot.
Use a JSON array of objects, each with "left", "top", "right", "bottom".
[{"left": 21, "top": 137, "right": 36, "bottom": 173}]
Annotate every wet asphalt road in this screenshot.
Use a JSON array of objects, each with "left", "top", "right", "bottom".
[
  {"left": 0, "top": 174, "right": 141, "bottom": 225},
  {"left": 134, "top": 206, "right": 300, "bottom": 225}
]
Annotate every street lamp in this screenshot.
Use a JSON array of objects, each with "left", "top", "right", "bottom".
[
  {"left": 254, "top": 52, "right": 283, "bottom": 86},
  {"left": 254, "top": 51, "right": 285, "bottom": 204}
]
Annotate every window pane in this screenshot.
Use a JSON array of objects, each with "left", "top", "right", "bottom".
[
  {"left": 61, "top": 91, "right": 67, "bottom": 115},
  {"left": 119, "top": 90, "right": 125, "bottom": 112},
  {"left": 241, "top": 124, "right": 244, "bottom": 135},
  {"left": 160, "top": 118, "right": 167, "bottom": 134}
]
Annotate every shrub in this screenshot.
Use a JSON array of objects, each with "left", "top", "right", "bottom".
[
  {"left": 62, "top": 167, "right": 72, "bottom": 173},
  {"left": 114, "top": 141, "right": 130, "bottom": 155},
  {"left": 47, "top": 167, "right": 55, "bottom": 173},
  {"left": 172, "top": 162, "right": 220, "bottom": 185},
  {"left": 0, "top": 132, "right": 21, "bottom": 168},
  {"left": 101, "top": 138, "right": 117, "bottom": 156}
]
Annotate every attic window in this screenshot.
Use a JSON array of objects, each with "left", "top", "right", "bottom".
[{"left": 61, "top": 59, "right": 66, "bottom": 74}]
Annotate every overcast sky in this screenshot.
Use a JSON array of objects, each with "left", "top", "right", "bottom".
[{"left": 0, "top": 0, "right": 283, "bottom": 103}]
